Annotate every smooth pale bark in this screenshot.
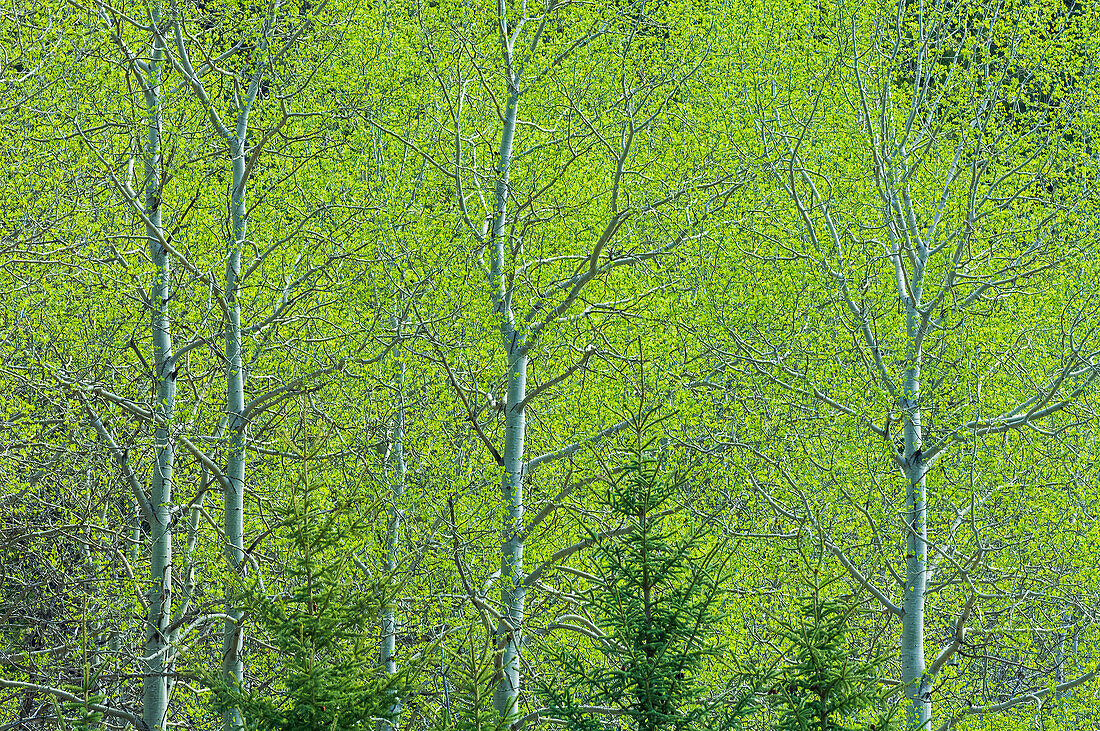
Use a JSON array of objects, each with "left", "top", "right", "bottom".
[
  {"left": 494, "top": 348, "right": 528, "bottom": 722},
  {"left": 900, "top": 291, "right": 929, "bottom": 731},
  {"left": 379, "top": 354, "right": 406, "bottom": 731},
  {"left": 221, "top": 133, "right": 248, "bottom": 731},
  {"left": 489, "top": 83, "right": 527, "bottom": 724},
  {"left": 142, "top": 13, "right": 175, "bottom": 729}
]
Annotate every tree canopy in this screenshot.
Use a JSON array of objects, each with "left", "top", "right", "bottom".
[{"left": 2, "top": 0, "right": 1099, "bottom": 730}]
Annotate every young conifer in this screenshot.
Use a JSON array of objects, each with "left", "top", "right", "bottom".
[
  {"left": 422, "top": 624, "right": 509, "bottom": 731},
  {"left": 760, "top": 569, "right": 898, "bottom": 731},
  {"left": 539, "top": 410, "right": 731, "bottom": 731},
  {"left": 204, "top": 439, "right": 404, "bottom": 730}
]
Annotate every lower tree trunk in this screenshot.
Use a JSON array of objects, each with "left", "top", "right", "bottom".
[
  {"left": 901, "top": 468, "right": 929, "bottom": 730},
  {"left": 901, "top": 374, "right": 929, "bottom": 731},
  {"left": 493, "top": 348, "right": 527, "bottom": 724},
  {"left": 222, "top": 141, "right": 247, "bottom": 731},
  {"left": 379, "top": 358, "right": 406, "bottom": 731}
]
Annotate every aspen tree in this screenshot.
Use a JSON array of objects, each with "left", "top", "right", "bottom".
[
  {"left": 724, "top": 0, "right": 1100, "bottom": 728},
  {"left": 374, "top": 1, "right": 744, "bottom": 722}
]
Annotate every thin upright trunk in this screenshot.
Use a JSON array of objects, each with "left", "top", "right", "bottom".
[
  {"left": 142, "top": 14, "right": 175, "bottom": 730},
  {"left": 899, "top": 237, "right": 929, "bottom": 731},
  {"left": 159, "top": 13, "right": 266, "bottom": 731},
  {"left": 378, "top": 355, "right": 406, "bottom": 731},
  {"left": 900, "top": 396, "right": 928, "bottom": 730},
  {"left": 222, "top": 133, "right": 247, "bottom": 731},
  {"left": 489, "top": 84, "right": 528, "bottom": 725},
  {"left": 494, "top": 346, "right": 527, "bottom": 722}
]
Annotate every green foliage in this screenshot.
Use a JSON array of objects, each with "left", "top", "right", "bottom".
[
  {"left": 539, "top": 411, "right": 732, "bottom": 731},
  {"left": 751, "top": 571, "right": 898, "bottom": 731},
  {"left": 2, "top": 0, "right": 1099, "bottom": 727},
  {"left": 56, "top": 679, "right": 106, "bottom": 731},
  {"left": 204, "top": 453, "right": 403, "bottom": 731},
  {"left": 418, "top": 625, "right": 509, "bottom": 731}
]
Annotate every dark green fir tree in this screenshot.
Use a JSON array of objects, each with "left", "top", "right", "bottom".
[
  {"left": 205, "top": 442, "right": 404, "bottom": 731},
  {"left": 539, "top": 410, "right": 737, "bottom": 731},
  {"left": 762, "top": 571, "right": 898, "bottom": 731}
]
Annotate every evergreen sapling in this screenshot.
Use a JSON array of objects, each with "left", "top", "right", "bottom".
[{"left": 540, "top": 412, "right": 732, "bottom": 731}]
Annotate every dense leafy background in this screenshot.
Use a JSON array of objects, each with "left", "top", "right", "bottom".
[{"left": 2, "top": 0, "right": 1099, "bottom": 729}]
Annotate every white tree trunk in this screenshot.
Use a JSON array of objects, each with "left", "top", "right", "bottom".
[
  {"left": 494, "top": 347, "right": 527, "bottom": 723},
  {"left": 142, "top": 13, "right": 175, "bottom": 729},
  {"left": 897, "top": 183, "right": 930, "bottom": 731},
  {"left": 901, "top": 371, "right": 929, "bottom": 730},
  {"left": 487, "top": 84, "right": 528, "bottom": 725},
  {"left": 379, "top": 354, "right": 406, "bottom": 731},
  {"left": 222, "top": 135, "right": 248, "bottom": 731}
]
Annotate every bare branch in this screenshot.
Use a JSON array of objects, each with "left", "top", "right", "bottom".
[
  {"left": 515, "top": 345, "right": 595, "bottom": 412},
  {"left": 0, "top": 678, "right": 143, "bottom": 729}
]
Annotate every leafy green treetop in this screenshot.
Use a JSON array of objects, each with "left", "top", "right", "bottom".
[
  {"left": 541, "top": 412, "right": 732, "bottom": 731},
  {"left": 762, "top": 575, "right": 897, "bottom": 731},
  {"left": 205, "top": 451, "right": 404, "bottom": 731}
]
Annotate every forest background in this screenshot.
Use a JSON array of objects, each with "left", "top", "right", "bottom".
[{"left": 2, "top": 0, "right": 1100, "bottom": 729}]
